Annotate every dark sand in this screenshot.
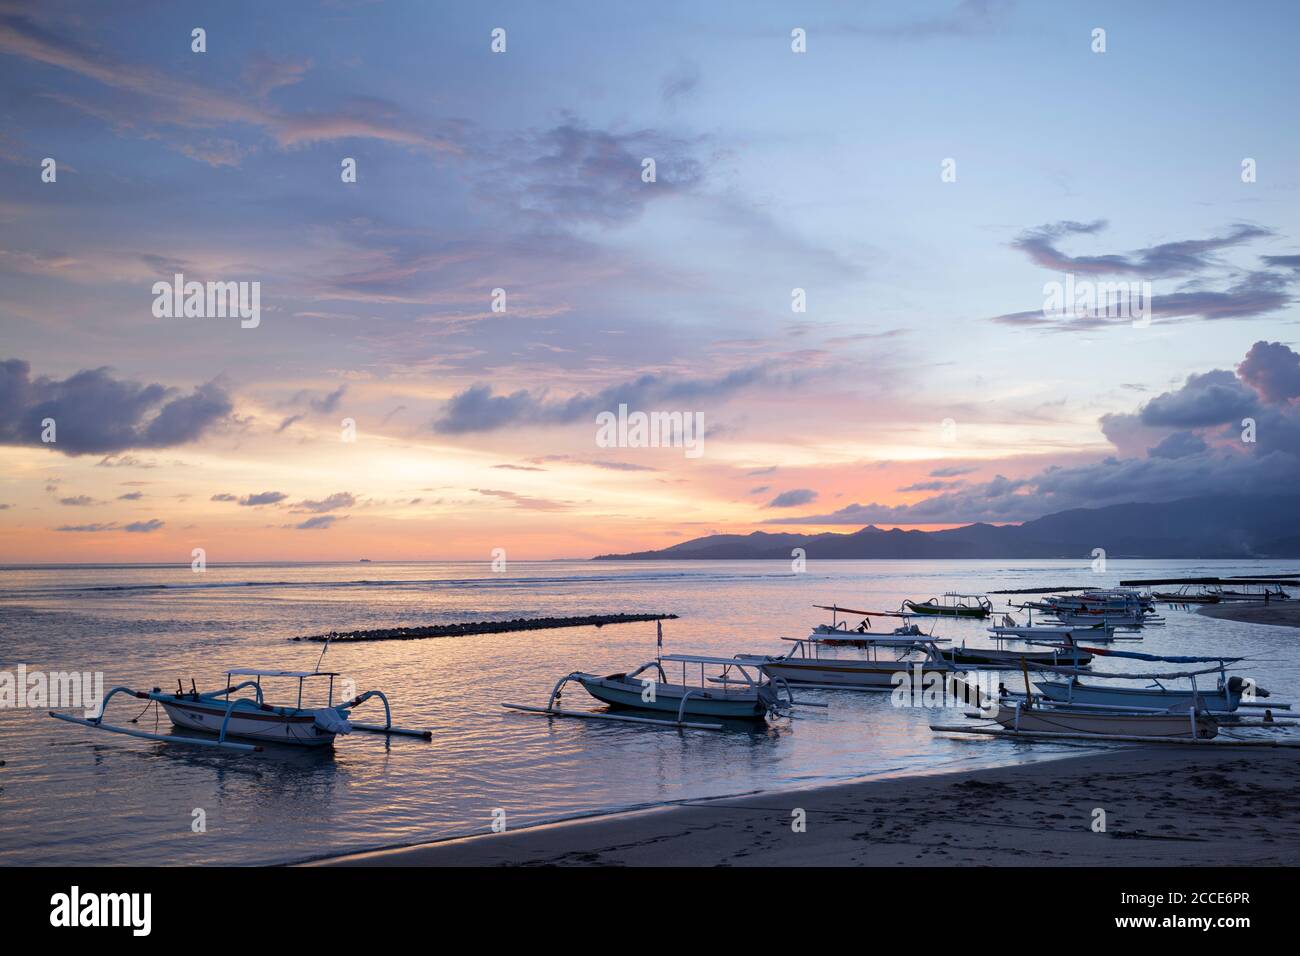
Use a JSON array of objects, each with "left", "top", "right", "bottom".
[
  {"left": 309, "top": 746, "right": 1300, "bottom": 867},
  {"left": 1199, "top": 602, "right": 1300, "bottom": 629}
]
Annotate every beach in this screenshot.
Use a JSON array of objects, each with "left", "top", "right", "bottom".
[
  {"left": 310, "top": 745, "right": 1300, "bottom": 867},
  {"left": 1198, "top": 602, "right": 1300, "bottom": 629}
]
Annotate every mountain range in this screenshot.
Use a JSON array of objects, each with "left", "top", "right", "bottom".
[{"left": 592, "top": 495, "right": 1300, "bottom": 560}]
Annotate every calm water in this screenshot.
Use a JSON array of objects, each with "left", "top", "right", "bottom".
[{"left": 2, "top": 558, "right": 1297, "bottom": 866}]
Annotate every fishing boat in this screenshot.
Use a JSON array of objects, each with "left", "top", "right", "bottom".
[
  {"left": 1152, "top": 585, "right": 1221, "bottom": 604},
  {"left": 938, "top": 642, "right": 1092, "bottom": 668},
  {"left": 49, "top": 668, "right": 431, "bottom": 752},
  {"left": 737, "top": 636, "right": 959, "bottom": 690},
  {"left": 1029, "top": 647, "right": 1276, "bottom": 715},
  {"left": 902, "top": 592, "right": 992, "bottom": 618},
  {"left": 988, "top": 700, "right": 1218, "bottom": 739},
  {"left": 988, "top": 622, "right": 1116, "bottom": 642},
  {"left": 808, "top": 604, "right": 923, "bottom": 645},
  {"left": 1208, "top": 583, "right": 1292, "bottom": 603},
  {"left": 502, "top": 654, "right": 812, "bottom": 730}
]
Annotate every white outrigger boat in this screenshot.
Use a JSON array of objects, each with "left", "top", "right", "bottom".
[
  {"left": 932, "top": 656, "right": 1300, "bottom": 747},
  {"left": 1028, "top": 648, "right": 1285, "bottom": 716},
  {"left": 736, "top": 636, "right": 958, "bottom": 690},
  {"left": 502, "top": 637, "right": 821, "bottom": 731},
  {"left": 49, "top": 668, "right": 432, "bottom": 752},
  {"left": 807, "top": 604, "right": 924, "bottom": 644}
]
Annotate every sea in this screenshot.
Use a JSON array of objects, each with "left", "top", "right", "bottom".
[{"left": 1, "top": 558, "right": 1296, "bottom": 865}]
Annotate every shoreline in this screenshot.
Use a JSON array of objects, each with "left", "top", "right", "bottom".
[
  {"left": 306, "top": 746, "right": 1300, "bottom": 866},
  {"left": 1198, "top": 602, "right": 1300, "bottom": 628}
]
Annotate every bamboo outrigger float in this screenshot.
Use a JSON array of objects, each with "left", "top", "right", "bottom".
[{"left": 49, "top": 668, "right": 432, "bottom": 753}]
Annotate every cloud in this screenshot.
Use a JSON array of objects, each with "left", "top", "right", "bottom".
[
  {"left": 1137, "top": 370, "right": 1258, "bottom": 428},
  {"left": 242, "top": 53, "right": 312, "bottom": 98},
  {"left": 433, "top": 364, "right": 783, "bottom": 434},
  {"left": 58, "top": 495, "right": 96, "bottom": 506},
  {"left": 293, "top": 492, "right": 355, "bottom": 513},
  {"left": 766, "top": 488, "right": 818, "bottom": 508},
  {"left": 291, "top": 515, "right": 340, "bottom": 530},
  {"left": 310, "top": 385, "right": 347, "bottom": 414},
  {"left": 210, "top": 493, "right": 238, "bottom": 502},
  {"left": 0, "top": 359, "right": 231, "bottom": 455},
  {"left": 124, "top": 518, "right": 163, "bottom": 533},
  {"left": 857, "top": 0, "right": 1016, "bottom": 38},
  {"left": 56, "top": 522, "right": 117, "bottom": 532},
  {"left": 0, "top": 11, "right": 460, "bottom": 164},
  {"left": 1238, "top": 340, "right": 1300, "bottom": 403},
  {"left": 473, "top": 488, "right": 572, "bottom": 511},
  {"left": 481, "top": 118, "right": 704, "bottom": 227},
  {"left": 767, "top": 342, "right": 1300, "bottom": 525},
  {"left": 898, "top": 479, "right": 961, "bottom": 492},
  {"left": 929, "top": 465, "right": 977, "bottom": 478},
  {"left": 525, "top": 455, "right": 658, "bottom": 472},
  {"left": 991, "top": 222, "right": 1294, "bottom": 331},
  {"left": 1011, "top": 220, "right": 1271, "bottom": 279},
  {"left": 991, "top": 271, "right": 1293, "bottom": 330},
  {"left": 660, "top": 60, "right": 700, "bottom": 106},
  {"left": 117, "top": 491, "right": 143, "bottom": 500},
  {"left": 239, "top": 491, "right": 287, "bottom": 506},
  {"left": 1148, "top": 431, "right": 1207, "bottom": 459}
]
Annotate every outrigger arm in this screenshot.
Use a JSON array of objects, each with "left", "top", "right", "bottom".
[{"left": 49, "top": 686, "right": 263, "bottom": 753}]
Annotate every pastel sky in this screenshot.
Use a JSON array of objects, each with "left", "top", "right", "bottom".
[{"left": 2, "top": 0, "right": 1299, "bottom": 562}]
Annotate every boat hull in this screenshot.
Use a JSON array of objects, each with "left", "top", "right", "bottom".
[
  {"left": 994, "top": 705, "right": 1217, "bottom": 739},
  {"left": 1034, "top": 680, "right": 1238, "bottom": 713},
  {"left": 159, "top": 698, "right": 339, "bottom": 747},
  {"left": 748, "top": 657, "right": 954, "bottom": 689},
  {"left": 576, "top": 674, "right": 771, "bottom": 720},
  {"left": 942, "top": 647, "right": 1092, "bottom": 667},
  {"left": 903, "top": 601, "right": 989, "bottom": 618}
]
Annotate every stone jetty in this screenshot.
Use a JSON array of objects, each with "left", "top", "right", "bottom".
[{"left": 291, "top": 612, "right": 679, "bottom": 643}]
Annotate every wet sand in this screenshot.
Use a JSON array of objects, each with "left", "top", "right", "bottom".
[
  {"left": 309, "top": 746, "right": 1300, "bottom": 867},
  {"left": 1198, "top": 602, "right": 1300, "bottom": 629}
]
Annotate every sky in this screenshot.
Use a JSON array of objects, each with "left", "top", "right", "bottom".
[{"left": 1, "top": 0, "right": 1298, "bottom": 562}]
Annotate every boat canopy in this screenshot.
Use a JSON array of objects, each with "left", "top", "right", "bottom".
[
  {"left": 225, "top": 668, "right": 341, "bottom": 678},
  {"left": 786, "top": 635, "right": 948, "bottom": 647},
  {"left": 1032, "top": 662, "right": 1230, "bottom": 680},
  {"left": 813, "top": 604, "right": 911, "bottom": 617},
  {"left": 659, "top": 654, "right": 769, "bottom": 667}
]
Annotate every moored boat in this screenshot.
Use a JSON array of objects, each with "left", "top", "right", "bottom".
[
  {"left": 50, "top": 667, "right": 431, "bottom": 752},
  {"left": 990, "top": 701, "right": 1218, "bottom": 739},
  {"left": 902, "top": 592, "right": 992, "bottom": 618}
]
